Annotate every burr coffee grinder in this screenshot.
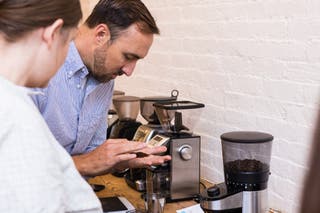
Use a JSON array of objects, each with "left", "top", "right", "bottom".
[
  {"left": 146, "top": 100, "right": 205, "bottom": 202},
  {"left": 132, "top": 90, "right": 178, "bottom": 143},
  {"left": 200, "top": 131, "right": 274, "bottom": 213},
  {"left": 108, "top": 96, "right": 142, "bottom": 177},
  {"left": 106, "top": 90, "right": 125, "bottom": 139},
  {"left": 124, "top": 90, "right": 178, "bottom": 192},
  {"left": 108, "top": 95, "right": 142, "bottom": 140}
]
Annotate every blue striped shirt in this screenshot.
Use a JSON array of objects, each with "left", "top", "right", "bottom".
[{"left": 31, "top": 42, "right": 114, "bottom": 155}]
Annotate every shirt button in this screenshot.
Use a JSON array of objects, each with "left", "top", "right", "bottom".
[{"left": 77, "top": 84, "right": 81, "bottom": 89}]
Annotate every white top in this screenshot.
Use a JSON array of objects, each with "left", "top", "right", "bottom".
[{"left": 0, "top": 76, "right": 102, "bottom": 213}]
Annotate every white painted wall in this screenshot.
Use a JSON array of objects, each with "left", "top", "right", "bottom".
[{"left": 82, "top": 1, "right": 320, "bottom": 212}]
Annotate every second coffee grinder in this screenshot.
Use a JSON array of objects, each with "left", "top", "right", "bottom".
[
  {"left": 200, "top": 131, "right": 274, "bottom": 213},
  {"left": 106, "top": 90, "right": 125, "bottom": 139},
  {"left": 108, "top": 95, "right": 142, "bottom": 140}
]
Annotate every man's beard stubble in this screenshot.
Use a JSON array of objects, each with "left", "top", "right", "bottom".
[{"left": 90, "top": 45, "right": 124, "bottom": 83}]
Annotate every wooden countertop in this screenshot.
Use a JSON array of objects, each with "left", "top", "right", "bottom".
[{"left": 89, "top": 174, "right": 211, "bottom": 212}]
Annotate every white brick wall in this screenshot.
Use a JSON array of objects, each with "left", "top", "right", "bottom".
[
  {"left": 114, "top": 1, "right": 320, "bottom": 212},
  {"left": 81, "top": 0, "right": 320, "bottom": 212}
]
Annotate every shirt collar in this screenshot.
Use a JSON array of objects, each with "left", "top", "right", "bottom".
[{"left": 64, "top": 41, "right": 88, "bottom": 78}]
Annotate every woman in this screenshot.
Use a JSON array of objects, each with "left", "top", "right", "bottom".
[
  {"left": 300, "top": 111, "right": 320, "bottom": 213},
  {"left": 0, "top": 0, "right": 102, "bottom": 212}
]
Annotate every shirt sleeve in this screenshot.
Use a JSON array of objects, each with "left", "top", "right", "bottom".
[
  {"left": 85, "top": 117, "right": 108, "bottom": 152},
  {"left": 85, "top": 82, "right": 114, "bottom": 153}
]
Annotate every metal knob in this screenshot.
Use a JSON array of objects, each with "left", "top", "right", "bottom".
[
  {"left": 207, "top": 185, "right": 220, "bottom": 197},
  {"left": 179, "top": 145, "right": 192, "bottom": 160}
]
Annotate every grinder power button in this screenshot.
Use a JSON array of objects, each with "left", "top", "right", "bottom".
[
  {"left": 207, "top": 185, "right": 220, "bottom": 197},
  {"left": 179, "top": 145, "right": 193, "bottom": 160}
]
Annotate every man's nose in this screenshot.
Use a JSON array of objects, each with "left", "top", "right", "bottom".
[{"left": 122, "top": 61, "right": 137, "bottom": 76}]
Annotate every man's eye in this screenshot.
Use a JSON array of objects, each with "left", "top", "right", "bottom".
[{"left": 124, "top": 55, "right": 132, "bottom": 60}]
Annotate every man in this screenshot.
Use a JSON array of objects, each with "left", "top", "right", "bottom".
[{"left": 32, "top": 0, "right": 170, "bottom": 177}]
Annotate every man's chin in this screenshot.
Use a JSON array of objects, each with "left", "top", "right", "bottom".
[
  {"left": 112, "top": 74, "right": 118, "bottom": 79},
  {"left": 96, "top": 76, "right": 114, "bottom": 83},
  {"left": 104, "top": 74, "right": 119, "bottom": 81}
]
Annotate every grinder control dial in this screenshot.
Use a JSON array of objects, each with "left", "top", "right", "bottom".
[{"left": 179, "top": 145, "right": 193, "bottom": 160}]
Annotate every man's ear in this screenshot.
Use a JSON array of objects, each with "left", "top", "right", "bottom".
[
  {"left": 42, "top": 19, "right": 64, "bottom": 48},
  {"left": 95, "top": 24, "right": 111, "bottom": 45}
]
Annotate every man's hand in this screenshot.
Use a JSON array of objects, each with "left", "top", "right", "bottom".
[
  {"left": 72, "top": 139, "right": 148, "bottom": 177},
  {"left": 114, "top": 145, "right": 172, "bottom": 171}
]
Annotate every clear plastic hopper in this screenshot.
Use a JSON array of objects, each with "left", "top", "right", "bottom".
[
  {"left": 221, "top": 131, "right": 273, "bottom": 189},
  {"left": 153, "top": 101, "right": 205, "bottom": 133}
]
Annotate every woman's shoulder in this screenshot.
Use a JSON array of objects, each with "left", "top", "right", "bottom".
[{"left": 0, "top": 80, "right": 56, "bottom": 145}]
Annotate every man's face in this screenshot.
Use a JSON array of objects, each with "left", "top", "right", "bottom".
[{"left": 91, "top": 24, "right": 154, "bottom": 83}]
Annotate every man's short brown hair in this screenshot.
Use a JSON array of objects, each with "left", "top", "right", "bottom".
[{"left": 85, "top": 0, "right": 159, "bottom": 41}]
